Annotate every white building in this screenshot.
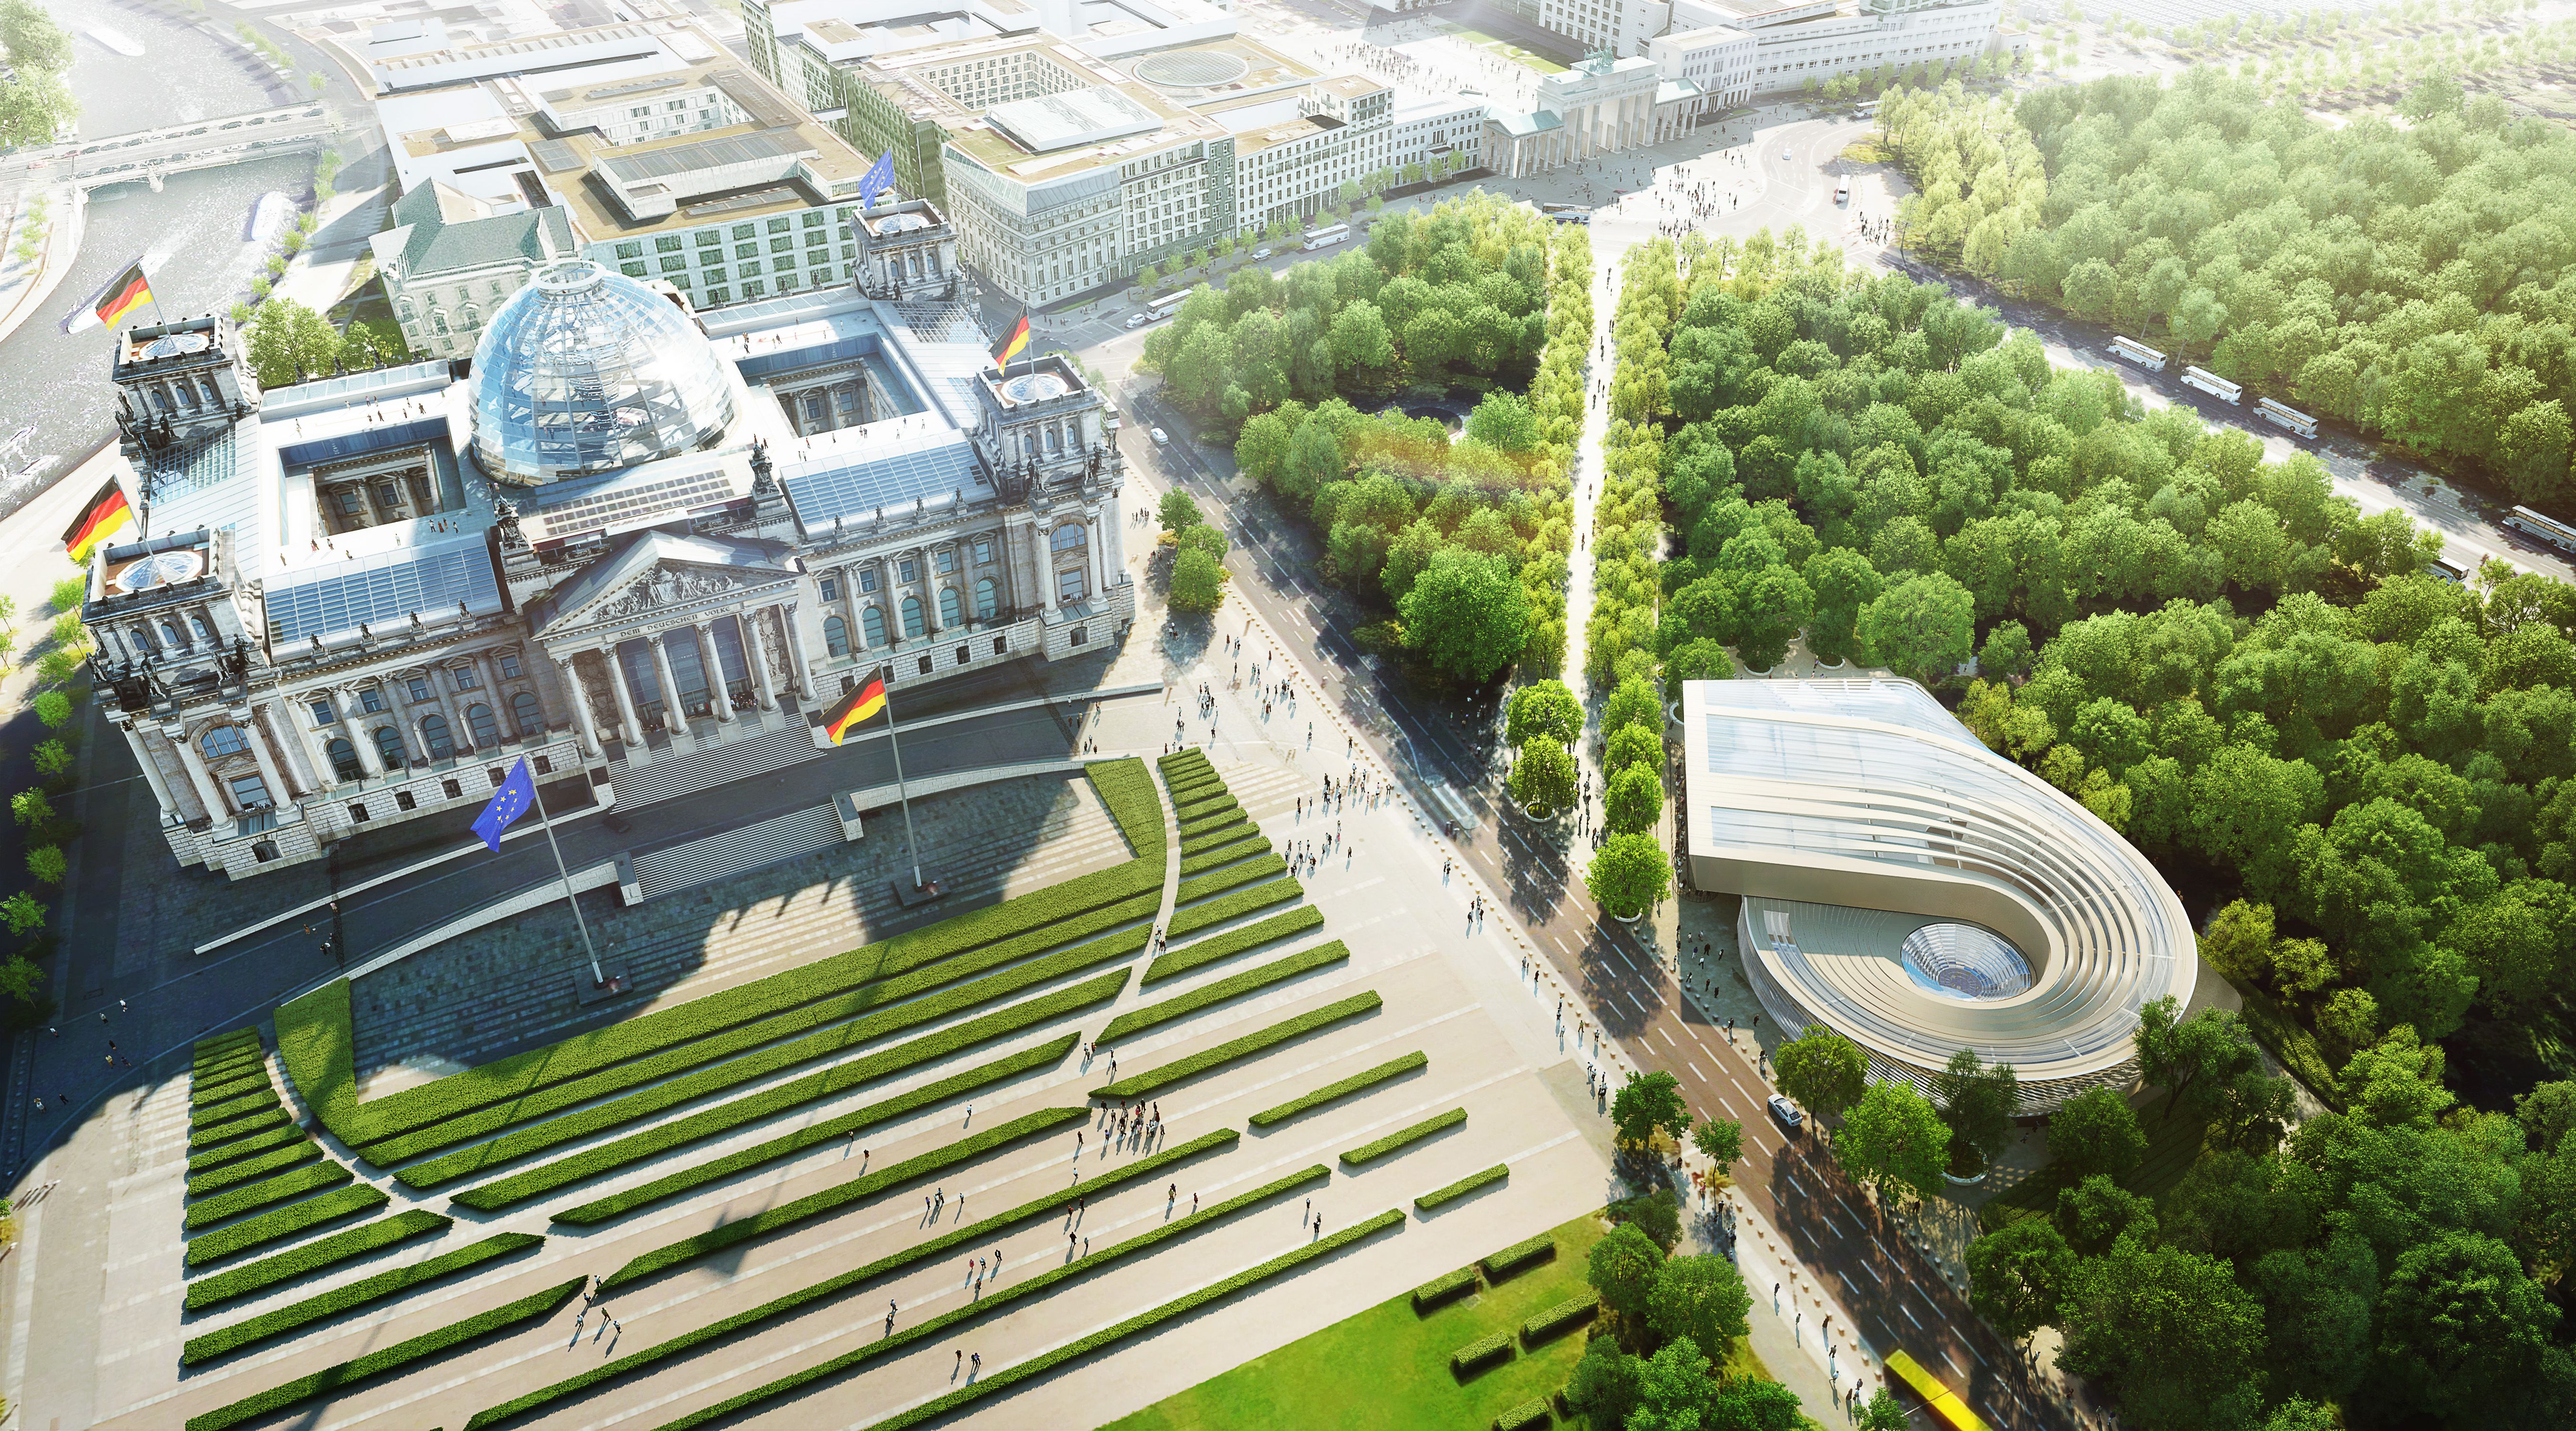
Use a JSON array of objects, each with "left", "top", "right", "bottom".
[
  {"left": 1389, "top": 93, "right": 1488, "bottom": 175},
  {"left": 87, "top": 208, "right": 1132, "bottom": 881},
  {"left": 1648, "top": 25, "right": 1758, "bottom": 108},
  {"left": 1669, "top": 0, "right": 2004, "bottom": 95}
]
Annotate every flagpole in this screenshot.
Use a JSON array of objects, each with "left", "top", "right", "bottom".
[
  {"left": 524, "top": 764, "right": 605, "bottom": 985},
  {"left": 879, "top": 664, "right": 924, "bottom": 893}
]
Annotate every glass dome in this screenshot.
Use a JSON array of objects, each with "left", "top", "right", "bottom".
[
  {"left": 1899, "top": 923, "right": 2034, "bottom": 1002},
  {"left": 468, "top": 260, "right": 737, "bottom": 485}
]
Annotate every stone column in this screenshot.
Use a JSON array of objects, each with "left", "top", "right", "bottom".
[
  {"left": 837, "top": 566, "right": 862, "bottom": 646},
  {"left": 471, "top": 652, "right": 503, "bottom": 726},
  {"left": 171, "top": 727, "right": 228, "bottom": 821},
  {"left": 918, "top": 549, "right": 943, "bottom": 633},
  {"left": 696, "top": 621, "right": 734, "bottom": 722},
  {"left": 1102, "top": 493, "right": 1129, "bottom": 581},
  {"left": 650, "top": 631, "right": 688, "bottom": 733},
  {"left": 345, "top": 697, "right": 388, "bottom": 777},
  {"left": 744, "top": 608, "right": 779, "bottom": 710},
  {"left": 426, "top": 669, "right": 470, "bottom": 756},
  {"left": 555, "top": 654, "right": 602, "bottom": 758},
  {"left": 242, "top": 715, "right": 291, "bottom": 807},
  {"left": 605, "top": 646, "right": 646, "bottom": 747},
  {"left": 122, "top": 725, "right": 179, "bottom": 821},
  {"left": 1085, "top": 512, "right": 1106, "bottom": 601},
  {"left": 1035, "top": 523, "right": 1059, "bottom": 613},
  {"left": 288, "top": 693, "right": 339, "bottom": 788},
  {"left": 256, "top": 703, "right": 314, "bottom": 798},
  {"left": 780, "top": 601, "right": 815, "bottom": 698}
]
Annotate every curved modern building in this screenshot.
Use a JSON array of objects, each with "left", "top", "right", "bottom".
[{"left": 1681, "top": 679, "right": 2208, "bottom": 1112}]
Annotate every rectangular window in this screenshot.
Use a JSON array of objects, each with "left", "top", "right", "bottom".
[
  {"left": 736, "top": 242, "right": 759, "bottom": 259},
  {"left": 802, "top": 211, "right": 825, "bottom": 228},
  {"left": 395, "top": 790, "right": 417, "bottom": 811},
  {"left": 655, "top": 235, "right": 684, "bottom": 253},
  {"left": 733, "top": 223, "right": 757, "bottom": 239},
  {"left": 534, "top": 755, "right": 553, "bottom": 776},
  {"left": 898, "top": 559, "right": 917, "bottom": 583},
  {"left": 660, "top": 255, "right": 687, "bottom": 272},
  {"left": 309, "top": 699, "right": 336, "bottom": 726},
  {"left": 407, "top": 678, "right": 431, "bottom": 703},
  {"left": 859, "top": 569, "right": 880, "bottom": 593},
  {"left": 615, "top": 241, "right": 644, "bottom": 259},
  {"left": 934, "top": 550, "right": 955, "bottom": 575},
  {"left": 621, "top": 262, "right": 648, "bottom": 278},
  {"left": 972, "top": 539, "right": 992, "bottom": 565},
  {"left": 229, "top": 773, "right": 270, "bottom": 809},
  {"left": 453, "top": 665, "right": 480, "bottom": 691},
  {"left": 767, "top": 217, "right": 790, "bottom": 233},
  {"left": 744, "top": 280, "right": 766, "bottom": 297},
  {"left": 740, "top": 259, "right": 762, "bottom": 276},
  {"left": 708, "top": 288, "right": 730, "bottom": 304},
  {"left": 821, "top": 577, "right": 840, "bottom": 601},
  {"left": 350, "top": 802, "right": 370, "bottom": 822},
  {"left": 442, "top": 778, "right": 463, "bottom": 799},
  {"left": 770, "top": 236, "right": 794, "bottom": 253},
  {"left": 696, "top": 230, "right": 722, "bottom": 247},
  {"left": 805, "top": 228, "right": 827, "bottom": 247},
  {"left": 359, "top": 686, "right": 385, "bottom": 714},
  {"left": 698, "top": 247, "right": 722, "bottom": 266},
  {"left": 705, "top": 267, "right": 727, "bottom": 283},
  {"left": 498, "top": 652, "right": 521, "bottom": 678}
]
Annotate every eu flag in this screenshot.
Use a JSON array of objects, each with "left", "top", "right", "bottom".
[
  {"left": 859, "top": 148, "right": 896, "bottom": 205},
  {"left": 473, "top": 757, "right": 537, "bottom": 853}
]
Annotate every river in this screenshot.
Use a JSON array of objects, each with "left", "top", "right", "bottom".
[{"left": 2, "top": 0, "right": 317, "bottom": 512}]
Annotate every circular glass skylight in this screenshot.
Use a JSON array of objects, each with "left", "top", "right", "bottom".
[
  {"left": 1134, "top": 50, "right": 1250, "bottom": 89},
  {"left": 874, "top": 213, "right": 930, "bottom": 234},
  {"left": 113, "top": 548, "right": 205, "bottom": 593},
  {"left": 1003, "top": 373, "right": 1069, "bottom": 403},
  {"left": 1899, "top": 924, "right": 2033, "bottom": 1002}
]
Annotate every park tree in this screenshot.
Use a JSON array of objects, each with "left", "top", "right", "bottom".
[
  {"left": 1966, "top": 1215, "right": 2078, "bottom": 1343},
  {"left": 2048, "top": 1086, "right": 2146, "bottom": 1182},
  {"left": 1398, "top": 549, "right": 1527, "bottom": 683},
  {"left": 1506, "top": 680, "right": 1582, "bottom": 747},
  {"left": 1933, "top": 1049, "right": 2019, "bottom": 1176},
  {"left": 24, "top": 847, "right": 64, "bottom": 885},
  {"left": 1467, "top": 391, "right": 1539, "bottom": 453},
  {"left": 1603, "top": 762, "right": 1665, "bottom": 836},
  {"left": 1602, "top": 674, "right": 1663, "bottom": 737},
  {"left": 1511, "top": 735, "right": 1577, "bottom": 815},
  {"left": 1837, "top": 1080, "right": 1952, "bottom": 1203},
  {"left": 1567, "top": 1337, "right": 1644, "bottom": 1424},
  {"left": 2197, "top": 900, "right": 2275, "bottom": 984},
  {"left": 0, "top": 0, "right": 73, "bottom": 73},
  {"left": 1857, "top": 571, "right": 1975, "bottom": 685},
  {"left": 1612, "top": 1069, "right": 1692, "bottom": 1152},
  {"left": 1585, "top": 833, "right": 1670, "bottom": 920},
  {"left": 1157, "top": 490, "right": 1204, "bottom": 532},
  {"left": 1693, "top": 1116, "right": 1743, "bottom": 1176},
  {"left": 0, "top": 67, "right": 72, "bottom": 149},
  {"left": 1589, "top": 1221, "right": 1668, "bottom": 1325},
  {"left": 0, "top": 892, "right": 43, "bottom": 937},
  {"left": 2133, "top": 996, "right": 2259, "bottom": 1123},
  {"left": 10, "top": 789, "right": 52, "bottom": 829},
  {"left": 2058, "top": 1237, "right": 2266, "bottom": 1431},
  {"left": 1603, "top": 723, "right": 1662, "bottom": 778},
  {"left": 2055, "top": 1174, "right": 2158, "bottom": 1256},
  {"left": 1773, "top": 1028, "right": 1868, "bottom": 1120},
  {"left": 1647, "top": 1255, "right": 1751, "bottom": 1363},
  {"left": 1168, "top": 546, "right": 1226, "bottom": 613},
  {"left": 244, "top": 299, "right": 345, "bottom": 388}
]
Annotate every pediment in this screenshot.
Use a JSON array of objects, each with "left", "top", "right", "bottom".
[
  {"left": 575, "top": 560, "right": 795, "bottom": 626},
  {"left": 537, "top": 529, "right": 803, "bottom": 637}
]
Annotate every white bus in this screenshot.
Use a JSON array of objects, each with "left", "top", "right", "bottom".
[
  {"left": 2506, "top": 505, "right": 2576, "bottom": 555},
  {"left": 2256, "top": 396, "right": 2317, "bottom": 439},
  {"left": 2108, "top": 335, "right": 2166, "bottom": 371},
  {"left": 2181, "top": 365, "right": 2242, "bottom": 404},
  {"left": 2427, "top": 554, "right": 2472, "bottom": 584},
  {"left": 1145, "top": 290, "right": 1189, "bottom": 321},
  {"left": 1303, "top": 223, "right": 1351, "bottom": 251}
]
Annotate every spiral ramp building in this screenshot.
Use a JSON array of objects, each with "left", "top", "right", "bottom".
[{"left": 1680, "top": 679, "right": 2216, "bottom": 1113}]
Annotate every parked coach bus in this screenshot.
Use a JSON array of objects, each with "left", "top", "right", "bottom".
[
  {"left": 2256, "top": 396, "right": 2317, "bottom": 438},
  {"left": 1145, "top": 290, "right": 1189, "bottom": 321},
  {"left": 2506, "top": 505, "right": 2576, "bottom": 555},
  {"left": 1304, "top": 223, "right": 1351, "bottom": 251},
  {"left": 2108, "top": 335, "right": 2166, "bottom": 371},
  {"left": 2182, "top": 365, "right": 2242, "bottom": 404}
]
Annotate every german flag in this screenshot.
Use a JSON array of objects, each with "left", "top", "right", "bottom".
[
  {"left": 990, "top": 311, "right": 1029, "bottom": 370},
  {"left": 94, "top": 259, "right": 154, "bottom": 329},
  {"left": 823, "top": 672, "right": 888, "bottom": 745},
  {"left": 62, "top": 479, "right": 133, "bottom": 564}
]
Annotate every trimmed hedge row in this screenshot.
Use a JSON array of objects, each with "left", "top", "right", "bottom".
[
  {"left": 1179, "top": 836, "right": 1274, "bottom": 878},
  {"left": 186, "top": 1184, "right": 390, "bottom": 1268},
  {"left": 191, "top": 1091, "right": 279, "bottom": 1128},
  {"left": 599, "top": 1106, "right": 1091, "bottom": 1285},
  {"left": 1342, "top": 1109, "right": 1466, "bottom": 1167},
  {"left": 640, "top": 1167, "right": 1349, "bottom": 1431},
  {"left": 182, "top": 1232, "right": 545, "bottom": 1365},
  {"left": 1496, "top": 1398, "right": 1552, "bottom": 1430},
  {"left": 184, "top": 1161, "right": 353, "bottom": 1230},
  {"left": 1179, "top": 819, "right": 1253, "bottom": 856},
  {"left": 194, "top": 1072, "right": 272, "bottom": 1107},
  {"left": 189, "top": 1107, "right": 293, "bottom": 1151},
  {"left": 463, "top": 1130, "right": 1242, "bottom": 1431},
  {"left": 1178, "top": 808, "right": 1247, "bottom": 840},
  {"left": 184, "top": 1278, "right": 582, "bottom": 1431},
  {"left": 1098, "top": 991, "right": 1381, "bottom": 1098},
  {"left": 1143, "top": 906, "right": 1324, "bottom": 985},
  {"left": 1166, "top": 878, "right": 1303, "bottom": 939},
  {"left": 1413, "top": 1265, "right": 1479, "bottom": 1312},
  {"left": 193, "top": 1059, "right": 266, "bottom": 1091},
  {"left": 1520, "top": 1294, "right": 1598, "bottom": 1347},
  {"left": 1417, "top": 1163, "right": 1510, "bottom": 1211},
  {"left": 1175, "top": 854, "right": 1288, "bottom": 907},
  {"left": 406, "top": 954, "right": 1132, "bottom": 1188},
  {"left": 195, "top": 1028, "right": 260, "bottom": 1058},
  {"left": 1480, "top": 1234, "right": 1555, "bottom": 1284},
  {"left": 186, "top": 1210, "right": 451, "bottom": 1311},
  {"left": 1165, "top": 778, "right": 1229, "bottom": 808},
  {"left": 1173, "top": 794, "right": 1239, "bottom": 826},
  {"left": 1451, "top": 1329, "right": 1516, "bottom": 1376},
  {"left": 381, "top": 939, "right": 1141, "bottom": 1173},
  {"left": 1250, "top": 1051, "right": 1428, "bottom": 1128},
  {"left": 1089, "top": 756, "right": 1168, "bottom": 859},
  {"left": 187, "top": 1122, "right": 311, "bottom": 1175},
  {"left": 862, "top": 1208, "right": 1407, "bottom": 1431},
  {"left": 1098, "top": 943, "right": 1349, "bottom": 1045},
  {"left": 186, "top": 1141, "right": 321, "bottom": 1197},
  {"left": 280, "top": 782, "right": 1165, "bottom": 1149},
  {"left": 500, "top": 1034, "right": 1079, "bottom": 1220}
]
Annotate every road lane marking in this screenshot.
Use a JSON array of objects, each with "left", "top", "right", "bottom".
[
  {"left": 1687, "top": 1060, "right": 1706, "bottom": 1080},
  {"left": 1903, "top": 1303, "right": 1922, "bottom": 1329}
]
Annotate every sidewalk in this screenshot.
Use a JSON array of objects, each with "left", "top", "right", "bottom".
[{"left": 0, "top": 185, "right": 83, "bottom": 349}]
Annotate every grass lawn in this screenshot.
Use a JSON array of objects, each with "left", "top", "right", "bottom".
[
  {"left": 1106, "top": 1212, "right": 1774, "bottom": 1431},
  {"left": 1448, "top": 26, "right": 1567, "bottom": 73}
]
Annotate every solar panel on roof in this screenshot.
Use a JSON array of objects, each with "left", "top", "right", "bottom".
[
  {"left": 265, "top": 545, "right": 499, "bottom": 644},
  {"left": 598, "top": 130, "right": 804, "bottom": 185},
  {"left": 783, "top": 437, "right": 985, "bottom": 526},
  {"left": 531, "top": 138, "right": 585, "bottom": 173}
]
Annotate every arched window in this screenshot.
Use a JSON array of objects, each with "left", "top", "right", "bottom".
[
  {"left": 511, "top": 691, "right": 543, "bottom": 737},
  {"left": 824, "top": 614, "right": 850, "bottom": 656},
  {"left": 461, "top": 304, "right": 480, "bottom": 327},
  {"left": 398, "top": 299, "right": 415, "bottom": 322},
  {"left": 326, "top": 737, "right": 362, "bottom": 783},
  {"left": 373, "top": 725, "right": 407, "bottom": 768},
  {"left": 190, "top": 617, "right": 213, "bottom": 643},
  {"left": 201, "top": 726, "right": 249, "bottom": 759},
  {"left": 433, "top": 311, "right": 450, "bottom": 335},
  {"left": 466, "top": 703, "right": 499, "bottom": 748},
  {"left": 199, "top": 379, "right": 220, "bottom": 406},
  {"left": 419, "top": 713, "right": 455, "bottom": 761},
  {"left": 1052, "top": 524, "right": 1086, "bottom": 552},
  {"left": 901, "top": 595, "right": 924, "bottom": 639},
  {"left": 939, "top": 587, "right": 963, "bottom": 627},
  {"left": 160, "top": 621, "right": 180, "bottom": 647},
  {"left": 975, "top": 578, "right": 997, "bottom": 620},
  {"left": 862, "top": 605, "right": 887, "bottom": 648}
]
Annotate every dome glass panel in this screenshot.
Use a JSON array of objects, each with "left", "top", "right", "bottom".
[
  {"left": 1899, "top": 923, "right": 2033, "bottom": 1002},
  {"left": 469, "top": 260, "right": 737, "bottom": 485}
]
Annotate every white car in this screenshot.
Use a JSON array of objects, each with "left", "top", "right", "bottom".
[
  {"left": 1125, "top": 313, "right": 1148, "bottom": 329},
  {"left": 1150, "top": 427, "right": 1169, "bottom": 446},
  {"left": 1781, "top": 146, "right": 1793, "bottom": 161},
  {"left": 1768, "top": 1094, "right": 1804, "bottom": 1132},
  {"left": 1253, "top": 247, "right": 1273, "bottom": 259}
]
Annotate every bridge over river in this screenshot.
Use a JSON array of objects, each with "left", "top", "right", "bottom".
[{"left": 2, "top": 103, "right": 339, "bottom": 193}]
